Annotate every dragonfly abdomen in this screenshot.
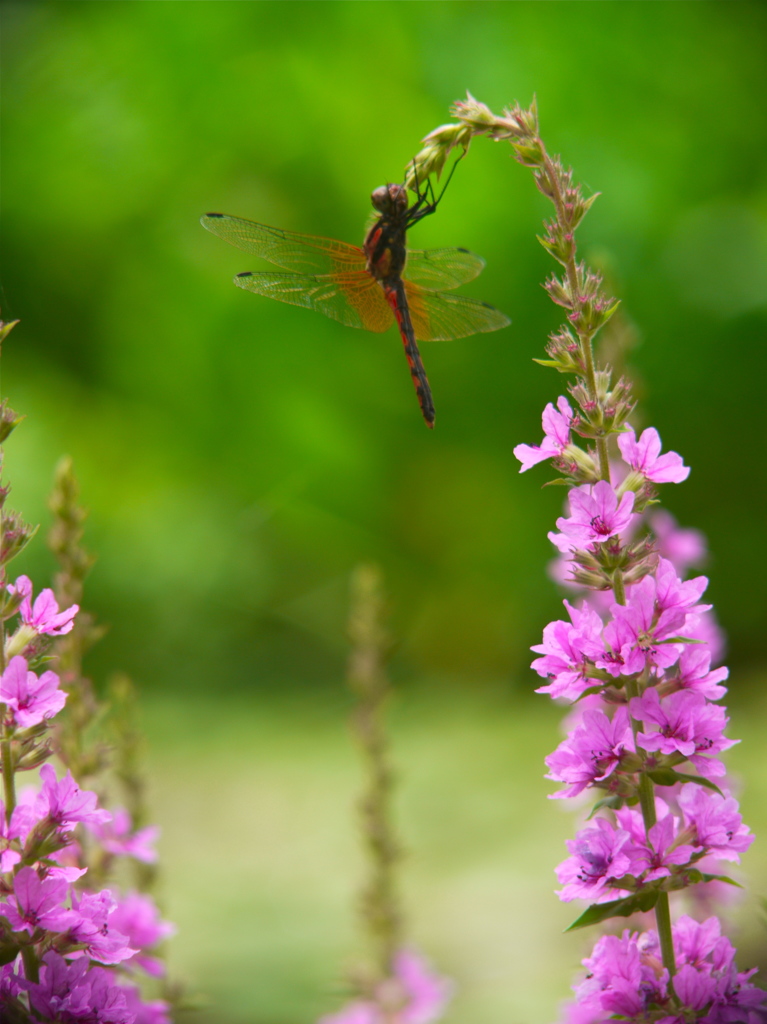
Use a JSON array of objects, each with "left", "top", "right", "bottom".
[{"left": 385, "top": 281, "right": 436, "bottom": 429}]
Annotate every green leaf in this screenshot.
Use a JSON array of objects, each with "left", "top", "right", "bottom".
[
  {"left": 0, "top": 944, "right": 19, "bottom": 967},
  {"left": 587, "top": 795, "right": 623, "bottom": 819},
  {"left": 687, "top": 869, "right": 742, "bottom": 888},
  {"left": 532, "top": 358, "right": 571, "bottom": 371},
  {"left": 541, "top": 477, "right": 572, "bottom": 488},
  {"left": 646, "top": 769, "right": 724, "bottom": 797},
  {"left": 565, "top": 890, "right": 659, "bottom": 932}
]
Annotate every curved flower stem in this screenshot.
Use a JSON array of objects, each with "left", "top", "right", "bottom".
[{"left": 539, "top": 149, "right": 610, "bottom": 481}]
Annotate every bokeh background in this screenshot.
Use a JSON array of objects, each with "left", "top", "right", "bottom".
[{"left": 2, "top": 2, "right": 766, "bottom": 1022}]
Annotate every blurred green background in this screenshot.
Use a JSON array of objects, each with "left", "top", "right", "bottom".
[{"left": 1, "top": 2, "right": 766, "bottom": 1022}]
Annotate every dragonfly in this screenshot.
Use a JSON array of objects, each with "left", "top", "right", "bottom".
[{"left": 201, "top": 174, "right": 510, "bottom": 427}]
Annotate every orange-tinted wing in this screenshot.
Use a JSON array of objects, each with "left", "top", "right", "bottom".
[
  {"left": 201, "top": 213, "right": 367, "bottom": 275},
  {"left": 404, "top": 281, "right": 511, "bottom": 341},
  {"left": 235, "top": 270, "right": 394, "bottom": 333},
  {"left": 404, "top": 247, "right": 486, "bottom": 289}
]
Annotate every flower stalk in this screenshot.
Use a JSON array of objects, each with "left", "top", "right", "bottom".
[
  {"left": 347, "top": 563, "right": 402, "bottom": 981},
  {"left": 409, "top": 101, "right": 766, "bottom": 1021},
  {"left": 0, "top": 317, "right": 174, "bottom": 1021},
  {"left": 316, "top": 566, "right": 452, "bottom": 1024}
]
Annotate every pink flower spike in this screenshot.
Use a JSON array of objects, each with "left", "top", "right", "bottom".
[
  {"left": 514, "top": 396, "right": 574, "bottom": 472},
  {"left": 8, "top": 575, "right": 79, "bottom": 635},
  {"left": 617, "top": 426, "right": 690, "bottom": 484},
  {"left": 550, "top": 480, "right": 635, "bottom": 553},
  {"left": 0, "top": 655, "right": 67, "bottom": 728}
]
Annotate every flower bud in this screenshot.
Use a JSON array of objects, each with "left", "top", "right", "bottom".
[{"left": 0, "top": 512, "right": 38, "bottom": 565}]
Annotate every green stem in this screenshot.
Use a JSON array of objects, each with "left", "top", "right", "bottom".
[
  {"left": 21, "top": 943, "right": 39, "bottom": 984},
  {"left": 623, "top": 679, "right": 678, "bottom": 986},
  {"left": 612, "top": 569, "right": 626, "bottom": 607},
  {"left": 654, "top": 891, "right": 678, "bottom": 993},
  {"left": 2, "top": 736, "right": 15, "bottom": 825}
]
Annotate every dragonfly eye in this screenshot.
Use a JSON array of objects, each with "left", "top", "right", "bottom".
[{"left": 370, "top": 185, "right": 391, "bottom": 212}]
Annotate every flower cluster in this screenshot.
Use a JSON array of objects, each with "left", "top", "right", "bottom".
[
  {"left": 517, "top": 409, "right": 765, "bottom": 1022},
  {"left": 566, "top": 916, "right": 766, "bottom": 1024},
  {"left": 0, "top": 570, "right": 173, "bottom": 1013},
  {"left": 410, "top": 100, "right": 767, "bottom": 1022}
]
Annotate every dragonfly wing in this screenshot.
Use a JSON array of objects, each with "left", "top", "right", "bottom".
[
  {"left": 235, "top": 271, "right": 393, "bottom": 333},
  {"left": 201, "top": 213, "right": 367, "bottom": 275},
  {"left": 404, "top": 248, "right": 486, "bottom": 289},
  {"left": 404, "top": 282, "right": 511, "bottom": 341}
]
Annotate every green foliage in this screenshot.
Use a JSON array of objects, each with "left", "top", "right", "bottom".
[
  {"left": 2, "top": 1, "right": 766, "bottom": 693},
  {"left": 565, "top": 890, "right": 660, "bottom": 932}
]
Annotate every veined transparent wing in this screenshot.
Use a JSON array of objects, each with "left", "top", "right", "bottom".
[
  {"left": 403, "top": 247, "right": 486, "bottom": 290},
  {"left": 234, "top": 270, "right": 393, "bottom": 333},
  {"left": 404, "top": 281, "right": 511, "bottom": 341},
  {"left": 201, "top": 213, "right": 367, "bottom": 275}
]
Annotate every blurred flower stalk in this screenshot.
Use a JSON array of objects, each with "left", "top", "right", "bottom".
[
  {"left": 319, "top": 565, "right": 451, "bottom": 1024},
  {"left": 410, "top": 100, "right": 766, "bottom": 1022},
  {"left": 0, "top": 319, "right": 174, "bottom": 1022}
]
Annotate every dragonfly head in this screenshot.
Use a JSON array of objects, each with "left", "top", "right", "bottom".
[{"left": 370, "top": 183, "right": 408, "bottom": 217}]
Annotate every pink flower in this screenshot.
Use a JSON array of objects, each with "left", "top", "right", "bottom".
[
  {"left": 0, "top": 655, "right": 67, "bottom": 728},
  {"left": 626, "top": 812, "right": 696, "bottom": 882},
  {"left": 678, "top": 786, "right": 754, "bottom": 861},
  {"left": 545, "top": 707, "right": 634, "bottom": 799},
  {"left": 599, "top": 562, "right": 707, "bottom": 677},
  {"left": 4, "top": 866, "right": 77, "bottom": 935},
  {"left": 617, "top": 426, "right": 690, "bottom": 484},
  {"left": 671, "top": 644, "right": 728, "bottom": 701},
  {"left": 514, "top": 396, "right": 575, "bottom": 472},
  {"left": 575, "top": 930, "right": 667, "bottom": 1018},
  {"left": 8, "top": 575, "right": 79, "bottom": 635},
  {"left": 111, "top": 892, "right": 175, "bottom": 976},
  {"left": 66, "top": 889, "right": 137, "bottom": 965},
  {"left": 37, "top": 762, "right": 112, "bottom": 830},
  {"left": 629, "top": 689, "right": 737, "bottom": 778},
  {"left": 122, "top": 985, "right": 173, "bottom": 1024},
  {"left": 650, "top": 510, "right": 707, "bottom": 576},
  {"left": 87, "top": 807, "right": 160, "bottom": 864},
  {"left": 21, "top": 951, "right": 133, "bottom": 1024},
  {"left": 549, "top": 480, "right": 636, "bottom": 553},
  {"left": 531, "top": 601, "right": 606, "bottom": 701},
  {"left": 555, "top": 817, "right": 639, "bottom": 902},
  {"left": 319, "top": 949, "right": 452, "bottom": 1024}
]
